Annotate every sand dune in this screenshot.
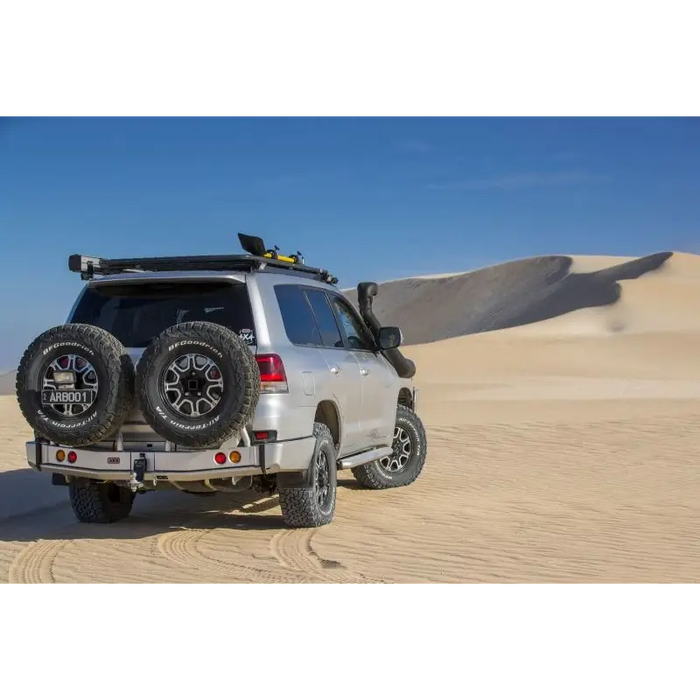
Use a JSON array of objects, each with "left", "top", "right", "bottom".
[
  {"left": 0, "top": 372, "right": 16, "bottom": 396},
  {"left": 345, "top": 251, "right": 698, "bottom": 344},
  {"left": 1, "top": 251, "right": 700, "bottom": 583}
]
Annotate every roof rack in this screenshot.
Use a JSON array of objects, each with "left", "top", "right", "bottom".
[{"left": 68, "top": 233, "right": 339, "bottom": 285}]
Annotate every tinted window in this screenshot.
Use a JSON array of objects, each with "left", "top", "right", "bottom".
[
  {"left": 330, "top": 296, "right": 374, "bottom": 350},
  {"left": 275, "top": 286, "right": 323, "bottom": 346},
  {"left": 305, "top": 290, "right": 344, "bottom": 348},
  {"left": 71, "top": 281, "right": 256, "bottom": 348}
]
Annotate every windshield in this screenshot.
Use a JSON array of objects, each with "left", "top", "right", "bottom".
[{"left": 70, "top": 280, "right": 256, "bottom": 348}]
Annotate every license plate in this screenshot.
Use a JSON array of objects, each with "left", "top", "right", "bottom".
[{"left": 41, "top": 389, "right": 96, "bottom": 405}]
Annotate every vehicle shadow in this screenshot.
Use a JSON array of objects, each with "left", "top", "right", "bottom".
[
  {"left": 0, "top": 468, "right": 364, "bottom": 544},
  {"left": 0, "top": 463, "right": 285, "bottom": 543},
  {"left": 337, "top": 476, "right": 365, "bottom": 490}
]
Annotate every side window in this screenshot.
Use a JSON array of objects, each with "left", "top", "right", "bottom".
[
  {"left": 305, "top": 289, "right": 344, "bottom": 348},
  {"left": 274, "top": 285, "right": 322, "bottom": 346},
  {"left": 330, "top": 296, "right": 375, "bottom": 351}
]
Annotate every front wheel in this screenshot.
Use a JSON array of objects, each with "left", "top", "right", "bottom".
[{"left": 352, "top": 405, "right": 427, "bottom": 489}]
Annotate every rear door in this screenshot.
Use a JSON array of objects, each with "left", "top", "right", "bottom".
[
  {"left": 70, "top": 277, "right": 257, "bottom": 446},
  {"left": 327, "top": 294, "right": 397, "bottom": 446},
  {"left": 303, "top": 288, "right": 364, "bottom": 455},
  {"left": 270, "top": 283, "right": 331, "bottom": 417}
]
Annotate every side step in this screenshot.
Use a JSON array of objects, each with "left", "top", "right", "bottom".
[{"left": 338, "top": 446, "right": 392, "bottom": 469}]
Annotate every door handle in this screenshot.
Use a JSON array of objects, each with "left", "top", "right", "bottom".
[
  {"left": 330, "top": 366, "right": 340, "bottom": 375},
  {"left": 360, "top": 368, "right": 370, "bottom": 376}
]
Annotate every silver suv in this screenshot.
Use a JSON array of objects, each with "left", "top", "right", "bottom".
[{"left": 17, "top": 234, "right": 427, "bottom": 528}]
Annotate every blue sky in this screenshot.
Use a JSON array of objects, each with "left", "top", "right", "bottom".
[{"left": 1, "top": 117, "right": 699, "bottom": 368}]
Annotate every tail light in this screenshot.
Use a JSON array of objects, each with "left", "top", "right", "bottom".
[{"left": 256, "top": 354, "right": 288, "bottom": 393}]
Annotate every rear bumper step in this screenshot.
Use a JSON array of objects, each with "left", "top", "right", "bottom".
[{"left": 26, "top": 436, "right": 316, "bottom": 484}]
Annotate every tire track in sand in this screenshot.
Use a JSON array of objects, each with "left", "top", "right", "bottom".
[
  {"left": 8, "top": 540, "right": 67, "bottom": 583},
  {"left": 270, "top": 529, "right": 382, "bottom": 583},
  {"left": 157, "top": 526, "right": 306, "bottom": 583}
]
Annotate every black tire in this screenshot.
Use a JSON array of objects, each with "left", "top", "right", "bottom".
[
  {"left": 136, "top": 321, "right": 261, "bottom": 448},
  {"left": 15, "top": 324, "right": 135, "bottom": 447},
  {"left": 352, "top": 404, "right": 427, "bottom": 489},
  {"left": 279, "top": 423, "right": 337, "bottom": 528},
  {"left": 69, "top": 479, "right": 135, "bottom": 523}
]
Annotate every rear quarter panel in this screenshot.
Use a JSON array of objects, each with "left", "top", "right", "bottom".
[{"left": 248, "top": 274, "right": 346, "bottom": 446}]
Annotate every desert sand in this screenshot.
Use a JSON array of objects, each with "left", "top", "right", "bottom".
[{"left": 1, "top": 251, "right": 699, "bottom": 583}]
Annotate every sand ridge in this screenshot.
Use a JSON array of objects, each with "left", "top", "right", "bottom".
[
  {"left": 1, "top": 251, "right": 700, "bottom": 583},
  {"left": 344, "top": 250, "right": 700, "bottom": 344}
]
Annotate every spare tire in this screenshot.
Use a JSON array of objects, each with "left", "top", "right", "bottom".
[
  {"left": 16, "top": 324, "right": 135, "bottom": 447},
  {"left": 135, "top": 321, "right": 261, "bottom": 448}
]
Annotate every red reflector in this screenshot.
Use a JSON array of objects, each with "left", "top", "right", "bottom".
[
  {"left": 256, "top": 354, "right": 287, "bottom": 382},
  {"left": 255, "top": 431, "right": 270, "bottom": 441},
  {"left": 214, "top": 452, "right": 227, "bottom": 465},
  {"left": 67, "top": 451, "right": 78, "bottom": 464}
]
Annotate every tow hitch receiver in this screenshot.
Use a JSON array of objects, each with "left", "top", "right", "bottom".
[{"left": 129, "top": 453, "right": 148, "bottom": 492}]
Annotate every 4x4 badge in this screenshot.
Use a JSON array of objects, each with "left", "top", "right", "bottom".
[
  {"left": 107, "top": 456, "right": 121, "bottom": 464},
  {"left": 239, "top": 329, "right": 255, "bottom": 345}
]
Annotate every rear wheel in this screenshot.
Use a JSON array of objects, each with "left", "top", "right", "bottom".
[
  {"left": 279, "top": 423, "right": 337, "bottom": 528},
  {"left": 352, "top": 405, "right": 427, "bottom": 489},
  {"left": 69, "top": 479, "right": 135, "bottom": 524}
]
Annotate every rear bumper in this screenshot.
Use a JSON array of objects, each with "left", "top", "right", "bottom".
[{"left": 26, "top": 436, "right": 316, "bottom": 484}]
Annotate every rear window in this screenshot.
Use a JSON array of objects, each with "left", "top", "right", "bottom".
[{"left": 71, "top": 281, "right": 256, "bottom": 348}]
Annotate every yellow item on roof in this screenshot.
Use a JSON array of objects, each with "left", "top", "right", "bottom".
[{"left": 264, "top": 252, "right": 298, "bottom": 264}]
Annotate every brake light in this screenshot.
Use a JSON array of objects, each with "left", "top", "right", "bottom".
[
  {"left": 256, "top": 354, "right": 288, "bottom": 393},
  {"left": 67, "top": 451, "right": 78, "bottom": 464}
]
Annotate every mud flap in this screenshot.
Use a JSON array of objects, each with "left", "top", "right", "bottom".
[
  {"left": 264, "top": 438, "right": 315, "bottom": 489},
  {"left": 276, "top": 469, "right": 313, "bottom": 488}
]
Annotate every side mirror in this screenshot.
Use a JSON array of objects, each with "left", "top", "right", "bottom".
[{"left": 378, "top": 326, "right": 403, "bottom": 350}]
